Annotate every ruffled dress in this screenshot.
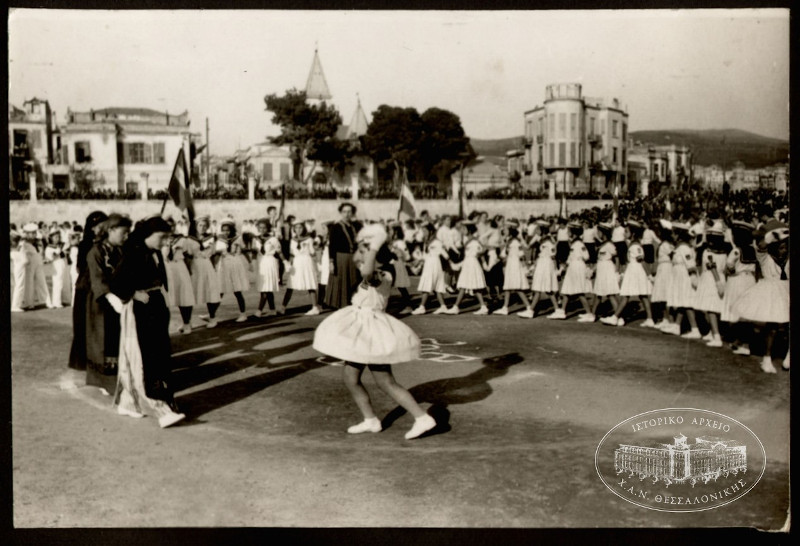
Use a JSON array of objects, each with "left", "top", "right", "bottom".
[
  {"left": 185, "top": 236, "right": 221, "bottom": 306},
  {"left": 313, "top": 271, "right": 421, "bottom": 364},
  {"left": 667, "top": 243, "right": 696, "bottom": 309},
  {"left": 288, "top": 238, "right": 318, "bottom": 291},
  {"left": 733, "top": 251, "right": 789, "bottom": 324},
  {"left": 216, "top": 239, "right": 250, "bottom": 294},
  {"left": 693, "top": 249, "right": 727, "bottom": 313},
  {"left": 256, "top": 236, "right": 282, "bottom": 293},
  {"left": 650, "top": 241, "right": 674, "bottom": 303},
  {"left": 531, "top": 239, "right": 558, "bottom": 293},
  {"left": 416, "top": 239, "right": 448, "bottom": 294},
  {"left": 165, "top": 239, "right": 196, "bottom": 307},
  {"left": 502, "top": 239, "right": 529, "bottom": 291},
  {"left": 456, "top": 239, "right": 487, "bottom": 290},
  {"left": 593, "top": 241, "right": 619, "bottom": 297},
  {"left": 720, "top": 248, "right": 756, "bottom": 323},
  {"left": 560, "top": 240, "right": 592, "bottom": 295},
  {"left": 619, "top": 243, "right": 652, "bottom": 297}
]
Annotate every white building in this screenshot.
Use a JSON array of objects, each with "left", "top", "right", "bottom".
[{"left": 8, "top": 98, "right": 67, "bottom": 191}]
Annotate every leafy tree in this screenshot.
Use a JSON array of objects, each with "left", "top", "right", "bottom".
[
  {"left": 264, "top": 88, "right": 343, "bottom": 183},
  {"left": 419, "top": 107, "right": 473, "bottom": 190},
  {"left": 364, "top": 105, "right": 424, "bottom": 187}
]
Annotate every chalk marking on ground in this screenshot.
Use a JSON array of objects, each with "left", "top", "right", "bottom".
[{"left": 535, "top": 346, "right": 559, "bottom": 355}]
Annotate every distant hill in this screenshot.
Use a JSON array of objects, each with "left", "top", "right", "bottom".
[{"left": 470, "top": 129, "right": 789, "bottom": 169}]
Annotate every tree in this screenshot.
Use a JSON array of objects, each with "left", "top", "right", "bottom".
[
  {"left": 364, "top": 105, "right": 424, "bottom": 188},
  {"left": 264, "top": 88, "right": 343, "bottom": 184},
  {"left": 419, "top": 107, "right": 473, "bottom": 190}
]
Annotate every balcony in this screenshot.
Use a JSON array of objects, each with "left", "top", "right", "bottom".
[
  {"left": 523, "top": 136, "right": 533, "bottom": 147},
  {"left": 523, "top": 162, "right": 533, "bottom": 174},
  {"left": 536, "top": 135, "right": 544, "bottom": 144},
  {"left": 587, "top": 134, "right": 600, "bottom": 145}
]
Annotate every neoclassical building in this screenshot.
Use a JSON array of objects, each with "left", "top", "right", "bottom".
[{"left": 521, "top": 83, "right": 629, "bottom": 195}]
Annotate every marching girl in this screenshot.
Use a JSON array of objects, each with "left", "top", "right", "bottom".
[
  {"left": 410, "top": 223, "right": 450, "bottom": 315},
  {"left": 10, "top": 231, "right": 28, "bottom": 313},
  {"left": 389, "top": 223, "right": 414, "bottom": 313},
  {"left": 601, "top": 220, "right": 654, "bottom": 327},
  {"left": 280, "top": 221, "right": 321, "bottom": 316},
  {"left": 721, "top": 221, "right": 757, "bottom": 356},
  {"left": 652, "top": 220, "right": 675, "bottom": 331},
  {"left": 591, "top": 222, "right": 620, "bottom": 320},
  {"left": 554, "top": 217, "right": 571, "bottom": 270},
  {"left": 316, "top": 221, "right": 332, "bottom": 306},
  {"left": 582, "top": 218, "right": 598, "bottom": 266},
  {"left": 495, "top": 225, "right": 533, "bottom": 317},
  {"left": 733, "top": 220, "right": 789, "bottom": 373},
  {"left": 611, "top": 218, "right": 629, "bottom": 268},
  {"left": 68, "top": 231, "right": 81, "bottom": 305},
  {"left": 693, "top": 223, "right": 728, "bottom": 347},
  {"left": 195, "top": 216, "right": 222, "bottom": 328},
  {"left": 549, "top": 222, "right": 594, "bottom": 321},
  {"left": 21, "top": 223, "right": 52, "bottom": 309},
  {"left": 312, "top": 224, "right": 436, "bottom": 440},
  {"left": 663, "top": 223, "right": 702, "bottom": 339},
  {"left": 254, "top": 219, "right": 283, "bottom": 317},
  {"left": 641, "top": 219, "right": 661, "bottom": 277},
  {"left": 528, "top": 222, "right": 559, "bottom": 317},
  {"left": 164, "top": 229, "right": 197, "bottom": 334},
  {"left": 446, "top": 222, "right": 489, "bottom": 315},
  {"left": 44, "top": 230, "right": 71, "bottom": 308},
  {"left": 483, "top": 216, "right": 505, "bottom": 301},
  {"left": 215, "top": 219, "right": 250, "bottom": 322}
]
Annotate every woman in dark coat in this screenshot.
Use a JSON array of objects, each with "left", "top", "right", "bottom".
[
  {"left": 68, "top": 211, "right": 108, "bottom": 373},
  {"left": 323, "top": 202, "right": 362, "bottom": 309},
  {"left": 84, "top": 214, "right": 131, "bottom": 395},
  {"left": 111, "top": 216, "right": 185, "bottom": 428}
]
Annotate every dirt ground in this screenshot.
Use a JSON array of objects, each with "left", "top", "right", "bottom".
[{"left": 9, "top": 286, "right": 791, "bottom": 534}]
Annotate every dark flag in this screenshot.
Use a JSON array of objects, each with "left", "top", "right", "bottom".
[{"left": 166, "top": 147, "right": 195, "bottom": 226}]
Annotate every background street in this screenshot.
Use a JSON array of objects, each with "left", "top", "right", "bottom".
[{"left": 11, "top": 287, "right": 790, "bottom": 528}]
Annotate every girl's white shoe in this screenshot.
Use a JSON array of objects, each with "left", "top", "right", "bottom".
[
  {"left": 405, "top": 414, "right": 436, "bottom": 440},
  {"left": 347, "top": 417, "right": 382, "bottom": 434},
  {"left": 117, "top": 406, "right": 145, "bottom": 419},
  {"left": 493, "top": 307, "right": 509, "bottom": 315},
  {"left": 473, "top": 306, "right": 489, "bottom": 316},
  {"left": 760, "top": 357, "right": 777, "bottom": 374},
  {"left": 781, "top": 352, "right": 790, "bottom": 370}
]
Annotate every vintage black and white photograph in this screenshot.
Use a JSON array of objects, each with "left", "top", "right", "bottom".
[{"left": 7, "top": 7, "right": 790, "bottom": 534}]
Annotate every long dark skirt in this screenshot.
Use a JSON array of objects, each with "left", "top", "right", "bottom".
[
  {"left": 133, "top": 291, "right": 176, "bottom": 407},
  {"left": 68, "top": 285, "right": 88, "bottom": 371},
  {"left": 323, "top": 252, "right": 360, "bottom": 309},
  {"left": 85, "top": 290, "right": 119, "bottom": 392}
]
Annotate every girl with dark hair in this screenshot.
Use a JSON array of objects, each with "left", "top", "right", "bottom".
[
  {"left": 410, "top": 223, "right": 450, "bottom": 315},
  {"left": 67, "top": 211, "right": 108, "bottom": 373},
  {"left": 254, "top": 219, "right": 282, "bottom": 316},
  {"left": 111, "top": 216, "right": 185, "bottom": 427},
  {"left": 184, "top": 215, "right": 222, "bottom": 329},
  {"left": 652, "top": 220, "right": 676, "bottom": 331},
  {"left": 693, "top": 222, "right": 728, "bottom": 347},
  {"left": 324, "top": 202, "right": 362, "bottom": 309},
  {"left": 280, "top": 221, "right": 321, "bottom": 315},
  {"left": 721, "top": 221, "right": 757, "bottom": 357},
  {"left": 164, "top": 226, "right": 196, "bottom": 334},
  {"left": 528, "top": 220, "right": 559, "bottom": 317},
  {"left": 389, "top": 223, "right": 413, "bottom": 313},
  {"left": 84, "top": 213, "right": 131, "bottom": 395},
  {"left": 495, "top": 226, "right": 533, "bottom": 317},
  {"left": 601, "top": 220, "right": 654, "bottom": 327},
  {"left": 313, "top": 224, "right": 436, "bottom": 440},
  {"left": 446, "top": 222, "right": 489, "bottom": 315},
  {"left": 44, "top": 230, "right": 70, "bottom": 308},
  {"left": 663, "top": 223, "right": 701, "bottom": 339},
  {"left": 215, "top": 219, "right": 249, "bottom": 322},
  {"left": 591, "top": 222, "right": 620, "bottom": 321},
  {"left": 549, "top": 222, "right": 593, "bottom": 321}
]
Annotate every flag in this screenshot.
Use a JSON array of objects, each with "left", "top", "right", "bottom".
[
  {"left": 278, "top": 179, "right": 287, "bottom": 220},
  {"left": 612, "top": 178, "right": 619, "bottom": 221},
  {"left": 168, "top": 147, "right": 193, "bottom": 215},
  {"left": 398, "top": 179, "right": 417, "bottom": 220}
]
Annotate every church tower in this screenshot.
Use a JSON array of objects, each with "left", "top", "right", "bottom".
[{"left": 305, "top": 47, "right": 332, "bottom": 101}]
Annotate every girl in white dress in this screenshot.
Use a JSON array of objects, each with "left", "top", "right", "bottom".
[
  {"left": 312, "top": 224, "right": 436, "bottom": 440},
  {"left": 663, "top": 223, "right": 701, "bottom": 339},
  {"left": 693, "top": 224, "right": 728, "bottom": 347},
  {"left": 390, "top": 224, "right": 413, "bottom": 313},
  {"left": 602, "top": 220, "right": 654, "bottom": 327},
  {"left": 166, "top": 232, "right": 197, "bottom": 333},
  {"left": 410, "top": 224, "right": 450, "bottom": 315},
  {"left": 722, "top": 221, "right": 757, "bottom": 356},
  {"left": 254, "top": 219, "right": 283, "bottom": 317},
  {"left": 529, "top": 222, "right": 559, "bottom": 317},
  {"left": 195, "top": 216, "right": 222, "bottom": 328},
  {"left": 591, "top": 222, "right": 620, "bottom": 320},
  {"left": 280, "top": 222, "right": 321, "bottom": 316},
  {"left": 216, "top": 219, "right": 249, "bottom": 322},
  {"left": 446, "top": 222, "right": 489, "bottom": 315},
  {"left": 68, "top": 232, "right": 81, "bottom": 305},
  {"left": 549, "top": 223, "right": 593, "bottom": 321},
  {"left": 317, "top": 222, "right": 332, "bottom": 305},
  {"left": 495, "top": 226, "right": 533, "bottom": 317},
  {"left": 10, "top": 231, "right": 28, "bottom": 312},
  {"left": 651, "top": 220, "right": 675, "bottom": 331},
  {"left": 22, "top": 224, "right": 52, "bottom": 309},
  {"left": 733, "top": 220, "right": 789, "bottom": 373},
  {"left": 44, "top": 231, "right": 71, "bottom": 308}
]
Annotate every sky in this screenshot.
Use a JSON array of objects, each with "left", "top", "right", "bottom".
[{"left": 8, "top": 9, "right": 790, "bottom": 156}]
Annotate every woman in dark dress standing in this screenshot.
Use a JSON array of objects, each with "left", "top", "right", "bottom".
[
  {"left": 323, "top": 202, "right": 362, "bottom": 309},
  {"left": 67, "top": 211, "right": 108, "bottom": 377},
  {"left": 111, "top": 216, "right": 185, "bottom": 428},
  {"left": 85, "top": 214, "right": 131, "bottom": 395}
]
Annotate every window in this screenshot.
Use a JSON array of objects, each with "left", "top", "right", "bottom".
[
  {"left": 622, "top": 123, "right": 627, "bottom": 141},
  {"left": 559, "top": 143, "right": 566, "bottom": 167},
  {"left": 549, "top": 143, "right": 554, "bottom": 165},
  {"left": 128, "top": 143, "right": 147, "bottom": 164},
  {"left": 601, "top": 120, "right": 606, "bottom": 135},
  {"left": 612, "top": 120, "right": 618, "bottom": 138},
  {"left": 538, "top": 146, "right": 543, "bottom": 166},
  {"left": 613, "top": 147, "right": 618, "bottom": 164},
  {"left": 622, "top": 149, "right": 626, "bottom": 167},
  {"left": 30, "top": 130, "right": 42, "bottom": 149},
  {"left": 263, "top": 163, "right": 273, "bottom": 181},
  {"left": 570, "top": 113, "right": 577, "bottom": 138},
  {"left": 548, "top": 114, "right": 555, "bottom": 138},
  {"left": 75, "top": 141, "right": 92, "bottom": 163},
  {"left": 570, "top": 142, "right": 576, "bottom": 166},
  {"left": 279, "top": 163, "right": 290, "bottom": 181},
  {"left": 526, "top": 121, "right": 533, "bottom": 139},
  {"left": 558, "top": 113, "right": 566, "bottom": 138},
  {"left": 589, "top": 117, "right": 596, "bottom": 136},
  {"left": 539, "top": 117, "right": 544, "bottom": 136},
  {"left": 153, "top": 143, "right": 166, "bottom": 164}
]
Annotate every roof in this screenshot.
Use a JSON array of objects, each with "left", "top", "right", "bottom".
[
  {"left": 347, "top": 97, "right": 369, "bottom": 138},
  {"left": 305, "top": 49, "right": 332, "bottom": 100}
]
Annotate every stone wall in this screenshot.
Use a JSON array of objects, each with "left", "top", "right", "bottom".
[{"left": 9, "top": 198, "right": 613, "bottom": 225}]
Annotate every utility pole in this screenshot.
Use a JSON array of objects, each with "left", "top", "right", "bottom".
[{"left": 205, "top": 117, "right": 210, "bottom": 189}]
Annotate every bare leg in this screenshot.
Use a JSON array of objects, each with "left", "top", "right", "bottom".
[
  {"left": 517, "top": 291, "right": 531, "bottom": 308},
  {"left": 708, "top": 312, "right": 720, "bottom": 337},
  {"left": 343, "top": 364, "right": 377, "bottom": 419},
  {"left": 641, "top": 296, "right": 653, "bottom": 321},
  {"left": 686, "top": 309, "right": 699, "bottom": 330},
  {"left": 369, "top": 366, "right": 427, "bottom": 419},
  {"left": 615, "top": 296, "right": 630, "bottom": 318},
  {"left": 476, "top": 291, "right": 487, "bottom": 308},
  {"left": 502, "top": 291, "right": 511, "bottom": 309},
  {"left": 453, "top": 288, "right": 466, "bottom": 308},
  {"left": 578, "top": 294, "right": 592, "bottom": 314},
  {"left": 308, "top": 289, "right": 318, "bottom": 307},
  {"left": 529, "top": 291, "right": 542, "bottom": 313},
  {"left": 435, "top": 292, "right": 447, "bottom": 307}
]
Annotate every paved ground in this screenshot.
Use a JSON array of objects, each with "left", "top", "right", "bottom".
[{"left": 10, "top": 284, "right": 790, "bottom": 530}]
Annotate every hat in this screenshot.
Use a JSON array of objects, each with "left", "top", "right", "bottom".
[
  {"left": 598, "top": 221, "right": 614, "bottom": 233},
  {"left": 535, "top": 219, "right": 550, "bottom": 227},
  {"left": 627, "top": 220, "right": 642, "bottom": 230},
  {"left": 356, "top": 223, "right": 388, "bottom": 249},
  {"left": 568, "top": 221, "right": 582, "bottom": 229},
  {"left": 671, "top": 222, "right": 690, "bottom": 232},
  {"left": 22, "top": 223, "right": 38, "bottom": 233},
  {"left": 220, "top": 218, "right": 235, "bottom": 227},
  {"left": 658, "top": 219, "right": 673, "bottom": 231},
  {"left": 195, "top": 215, "right": 210, "bottom": 224},
  {"left": 763, "top": 219, "right": 789, "bottom": 244},
  {"left": 731, "top": 220, "right": 755, "bottom": 232},
  {"left": 506, "top": 219, "right": 520, "bottom": 228},
  {"left": 705, "top": 221, "right": 726, "bottom": 235}
]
